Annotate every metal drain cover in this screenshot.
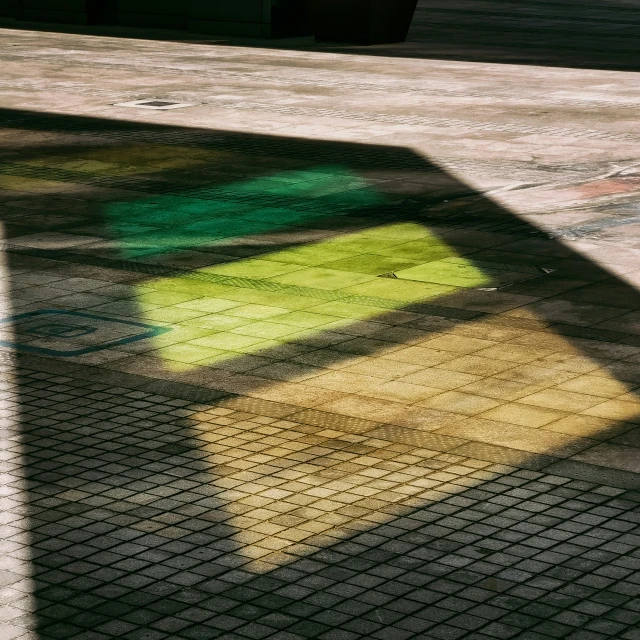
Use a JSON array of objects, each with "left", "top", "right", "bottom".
[{"left": 115, "top": 99, "right": 194, "bottom": 110}]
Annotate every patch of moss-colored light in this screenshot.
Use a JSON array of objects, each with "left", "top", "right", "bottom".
[
  {"left": 137, "top": 222, "right": 491, "bottom": 371},
  {"left": 394, "top": 258, "right": 491, "bottom": 288}
]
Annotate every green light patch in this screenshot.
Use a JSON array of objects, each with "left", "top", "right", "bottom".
[
  {"left": 104, "top": 166, "right": 383, "bottom": 258},
  {"left": 136, "top": 223, "right": 491, "bottom": 371}
]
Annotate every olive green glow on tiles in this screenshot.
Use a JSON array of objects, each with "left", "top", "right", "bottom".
[
  {"left": 104, "top": 166, "right": 383, "bottom": 258},
  {"left": 137, "top": 223, "right": 491, "bottom": 371},
  {"left": 394, "top": 258, "right": 492, "bottom": 288}
]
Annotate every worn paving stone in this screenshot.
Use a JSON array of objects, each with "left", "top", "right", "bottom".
[{"left": 1, "top": 2, "right": 640, "bottom": 638}]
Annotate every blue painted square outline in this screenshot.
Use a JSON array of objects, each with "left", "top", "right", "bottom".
[{"left": 0, "top": 310, "right": 171, "bottom": 356}]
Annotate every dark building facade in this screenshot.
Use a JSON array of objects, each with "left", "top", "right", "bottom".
[{"left": 2, "top": 0, "right": 312, "bottom": 38}]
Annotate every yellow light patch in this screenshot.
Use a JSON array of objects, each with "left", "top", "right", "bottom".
[
  {"left": 183, "top": 311, "right": 640, "bottom": 567},
  {"left": 137, "top": 223, "right": 490, "bottom": 371}
]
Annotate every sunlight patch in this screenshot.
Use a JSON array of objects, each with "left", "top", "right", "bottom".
[{"left": 137, "top": 223, "right": 489, "bottom": 371}]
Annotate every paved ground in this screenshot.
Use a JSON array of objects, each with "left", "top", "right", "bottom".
[{"left": 1, "top": 2, "right": 640, "bottom": 639}]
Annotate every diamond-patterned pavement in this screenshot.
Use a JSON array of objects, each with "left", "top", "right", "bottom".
[{"left": 5, "top": 369, "right": 640, "bottom": 640}]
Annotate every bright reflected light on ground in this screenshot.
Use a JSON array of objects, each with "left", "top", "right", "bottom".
[
  {"left": 186, "top": 307, "right": 640, "bottom": 565},
  {"left": 137, "top": 222, "right": 489, "bottom": 371}
]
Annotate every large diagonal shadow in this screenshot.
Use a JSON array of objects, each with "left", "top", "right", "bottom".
[{"left": 1, "top": 108, "right": 639, "bottom": 639}]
